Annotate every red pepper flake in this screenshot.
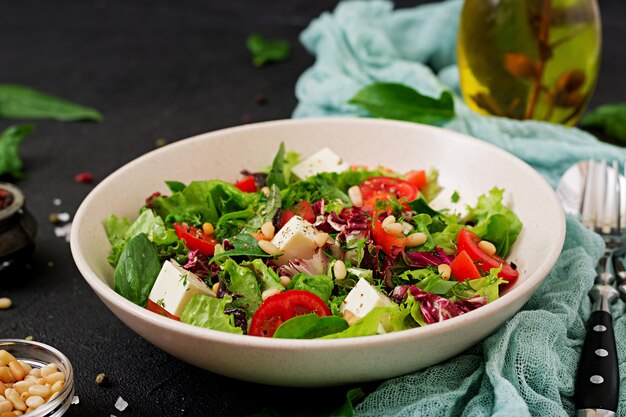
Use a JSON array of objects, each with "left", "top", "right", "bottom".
[
  {"left": 0, "top": 188, "right": 14, "bottom": 209},
  {"left": 75, "top": 172, "right": 94, "bottom": 184}
]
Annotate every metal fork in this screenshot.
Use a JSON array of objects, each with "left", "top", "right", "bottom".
[{"left": 575, "top": 160, "right": 621, "bottom": 417}]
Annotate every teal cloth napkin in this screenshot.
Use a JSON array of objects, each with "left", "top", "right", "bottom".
[{"left": 292, "top": 1, "right": 626, "bottom": 416}]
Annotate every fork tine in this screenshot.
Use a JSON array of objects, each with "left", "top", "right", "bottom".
[
  {"left": 580, "top": 159, "right": 595, "bottom": 229},
  {"left": 602, "top": 160, "right": 620, "bottom": 235}
]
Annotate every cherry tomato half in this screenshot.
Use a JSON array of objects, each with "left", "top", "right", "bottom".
[
  {"left": 359, "top": 177, "right": 418, "bottom": 212},
  {"left": 371, "top": 214, "right": 407, "bottom": 256},
  {"left": 456, "top": 228, "right": 519, "bottom": 284},
  {"left": 146, "top": 299, "right": 180, "bottom": 321},
  {"left": 233, "top": 175, "right": 257, "bottom": 193},
  {"left": 279, "top": 201, "right": 315, "bottom": 228},
  {"left": 449, "top": 250, "right": 482, "bottom": 280},
  {"left": 404, "top": 170, "right": 427, "bottom": 190},
  {"left": 249, "top": 290, "right": 331, "bottom": 337},
  {"left": 174, "top": 222, "right": 218, "bottom": 256}
]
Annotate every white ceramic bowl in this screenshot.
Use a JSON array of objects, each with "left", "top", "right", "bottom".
[{"left": 70, "top": 118, "right": 565, "bottom": 387}]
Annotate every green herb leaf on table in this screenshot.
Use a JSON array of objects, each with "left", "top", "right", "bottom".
[
  {"left": 0, "top": 84, "right": 103, "bottom": 122},
  {"left": 0, "top": 124, "right": 35, "bottom": 179},
  {"left": 580, "top": 103, "right": 626, "bottom": 141},
  {"left": 246, "top": 33, "right": 291, "bottom": 67},
  {"left": 349, "top": 82, "right": 455, "bottom": 126}
]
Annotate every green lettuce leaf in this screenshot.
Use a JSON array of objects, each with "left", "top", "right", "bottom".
[
  {"left": 273, "top": 314, "right": 349, "bottom": 339},
  {"left": 245, "top": 258, "right": 284, "bottom": 292},
  {"left": 288, "top": 274, "right": 334, "bottom": 303},
  {"left": 464, "top": 187, "right": 522, "bottom": 257},
  {"left": 181, "top": 294, "right": 243, "bottom": 334},
  {"left": 321, "top": 305, "right": 411, "bottom": 339},
  {"left": 113, "top": 233, "right": 161, "bottom": 307},
  {"left": 222, "top": 259, "right": 263, "bottom": 316},
  {"left": 420, "top": 168, "right": 442, "bottom": 202},
  {"left": 449, "top": 267, "right": 506, "bottom": 303}
]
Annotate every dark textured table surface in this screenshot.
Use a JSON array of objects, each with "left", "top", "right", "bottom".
[{"left": 1, "top": 1, "right": 625, "bottom": 416}]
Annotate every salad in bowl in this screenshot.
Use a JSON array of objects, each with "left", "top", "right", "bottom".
[{"left": 106, "top": 143, "right": 522, "bottom": 340}]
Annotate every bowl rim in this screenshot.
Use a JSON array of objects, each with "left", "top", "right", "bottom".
[{"left": 70, "top": 117, "right": 566, "bottom": 349}]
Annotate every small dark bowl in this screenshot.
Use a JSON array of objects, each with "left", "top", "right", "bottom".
[{"left": 0, "top": 182, "right": 37, "bottom": 272}]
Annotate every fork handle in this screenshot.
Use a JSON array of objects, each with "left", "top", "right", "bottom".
[{"left": 575, "top": 310, "right": 619, "bottom": 414}]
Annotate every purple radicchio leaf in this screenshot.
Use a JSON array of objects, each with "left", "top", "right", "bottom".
[
  {"left": 182, "top": 250, "right": 219, "bottom": 281},
  {"left": 224, "top": 307, "right": 248, "bottom": 334},
  {"left": 403, "top": 247, "right": 454, "bottom": 268},
  {"left": 392, "top": 285, "right": 487, "bottom": 324},
  {"left": 277, "top": 249, "right": 330, "bottom": 278}
]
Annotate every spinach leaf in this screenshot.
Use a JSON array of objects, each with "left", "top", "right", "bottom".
[
  {"left": 221, "top": 259, "right": 263, "bottom": 316},
  {"left": 321, "top": 305, "right": 410, "bottom": 339},
  {"left": 349, "top": 83, "right": 455, "bottom": 126},
  {"left": 113, "top": 233, "right": 161, "bottom": 307},
  {"left": 165, "top": 180, "right": 186, "bottom": 193},
  {"left": 273, "top": 314, "right": 348, "bottom": 339},
  {"left": 181, "top": 294, "right": 243, "bottom": 334},
  {"left": 210, "top": 233, "right": 274, "bottom": 263},
  {"left": 0, "top": 84, "right": 102, "bottom": 121},
  {"left": 407, "top": 196, "right": 440, "bottom": 217},
  {"left": 266, "top": 142, "right": 286, "bottom": 189},
  {"left": 0, "top": 124, "right": 35, "bottom": 179},
  {"left": 580, "top": 103, "right": 626, "bottom": 141},
  {"left": 246, "top": 33, "right": 291, "bottom": 67}
]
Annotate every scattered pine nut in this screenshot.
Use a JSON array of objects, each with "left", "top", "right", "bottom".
[
  {"left": 383, "top": 222, "right": 403, "bottom": 236},
  {"left": 260, "top": 222, "right": 275, "bottom": 240},
  {"left": 438, "top": 264, "right": 452, "bottom": 281},
  {"left": 313, "top": 232, "right": 329, "bottom": 247},
  {"left": 95, "top": 373, "right": 108, "bottom": 386},
  {"left": 406, "top": 232, "right": 428, "bottom": 247},
  {"left": 333, "top": 260, "right": 347, "bottom": 280},
  {"left": 382, "top": 215, "right": 396, "bottom": 228},
  {"left": 0, "top": 299, "right": 11, "bottom": 310},
  {"left": 202, "top": 223, "right": 214, "bottom": 236},
  {"left": 279, "top": 276, "right": 291, "bottom": 288},
  {"left": 261, "top": 288, "right": 281, "bottom": 301},
  {"left": 478, "top": 240, "right": 497, "bottom": 256},
  {"left": 212, "top": 283, "right": 220, "bottom": 295},
  {"left": 261, "top": 186, "right": 270, "bottom": 197},
  {"left": 258, "top": 240, "right": 283, "bottom": 256},
  {"left": 348, "top": 186, "right": 363, "bottom": 207}
]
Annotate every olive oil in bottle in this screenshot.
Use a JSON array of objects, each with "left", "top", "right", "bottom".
[{"left": 458, "top": 0, "right": 601, "bottom": 126}]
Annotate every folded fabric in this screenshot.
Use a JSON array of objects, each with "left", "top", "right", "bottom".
[{"left": 292, "top": 1, "right": 626, "bottom": 416}]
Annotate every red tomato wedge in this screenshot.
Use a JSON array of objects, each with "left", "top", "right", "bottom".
[
  {"left": 174, "top": 222, "right": 218, "bottom": 256},
  {"left": 450, "top": 250, "right": 482, "bottom": 280},
  {"left": 404, "top": 170, "right": 427, "bottom": 190},
  {"left": 359, "top": 177, "right": 418, "bottom": 212},
  {"left": 455, "top": 228, "right": 519, "bottom": 284},
  {"left": 233, "top": 175, "right": 257, "bottom": 192},
  {"left": 146, "top": 299, "right": 180, "bottom": 321},
  {"left": 249, "top": 290, "right": 331, "bottom": 337},
  {"left": 372, "top": 214, "right": 407, "bottom": 256},
  {"left": 279, "top": 201, "right": 315, "bottom": 228}
]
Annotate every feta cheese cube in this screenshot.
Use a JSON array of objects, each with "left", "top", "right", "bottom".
[
  {"left": 340, "top": 278, "right": 393, "bottom": 322},
  {"left": 271, "top": 215, "right": 318, "bottom": 266},
  {"left": 148, "top": 260, "right": 215, "bottom": 318},
  {"left": 291, "top": 147, "right": 349, "bottom": 180}
]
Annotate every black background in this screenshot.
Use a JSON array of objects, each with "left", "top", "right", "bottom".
[{"left": 1, "top": 1, "right": 624, "bottom": 416}]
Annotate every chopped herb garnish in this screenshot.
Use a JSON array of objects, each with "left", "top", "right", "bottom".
[{"left": 451, "top": 191, "right": 460, "bottom": 203}]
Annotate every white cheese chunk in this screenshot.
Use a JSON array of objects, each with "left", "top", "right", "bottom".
[
  {"left": 291, "top": 147, "right": 349, "bottom": 179},
  {"left": 271, "top": 215, "right": 318, "bottom": 266},
  {"left": 340, "top": 278, "right": 393, "bottom": 323},
  {"left": 148, "top": 260, "right": 214, "bottom": 318}
]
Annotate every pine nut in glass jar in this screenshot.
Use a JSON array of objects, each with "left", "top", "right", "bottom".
[{"left": 0, "top": 340, "right": 75, "bottom": 417}]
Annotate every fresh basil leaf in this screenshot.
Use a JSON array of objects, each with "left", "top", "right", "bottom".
[
  {"left": 246, "top": 33, "right": 291, "bottom": 67},
  {"left": 349, "top": 83, "right": 455, "bottom": 126},
  {"left": 0, "top": 84, "right": 102, "bottom": 121},
  {"left": 580, "top": 103, "right": 626, "bottom": 141},
  {"left": 273, "top": 314, "right": 349, "bottom": 339},
  {"left": 181, "top": 294, "right": 243, "bottom": 334},
  {"left": 113, "top": 233, "right": 161, "bottom": 307},
  {"left": 266, "top": 142, "right": 286, "bottom": 189},
  {"left": 210, "top": 233, "right": 274, "bottom": 263},
  {"left": 0, "top": 124, "right": 35, "bottom": 179},
  {"left": 165, "top": 180, "right": 186, "bottom": 193}
]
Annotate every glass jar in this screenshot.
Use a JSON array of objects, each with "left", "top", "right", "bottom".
[
  {"left": 0, "top": 183, "right": 37, "bottom": 272},
  {"left": 0, "top": 339, "right": 75, "bottom": 417},
  {"left": 458, "top": 0, "right": 601, "bottom": 126}
]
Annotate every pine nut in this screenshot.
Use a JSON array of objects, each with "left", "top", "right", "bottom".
[
  {"left": 261, "top": 186, "right": 270, "bottom": 197},
  {"left": 261, "top": 288, "right": 281, "bottom": 301},
  {"left": 382, "top": 215, "right": 396, "bottom": 228},
  {"left": 406, "top": 232, "right": 428, "bottom": 247},
  {"left": 0, "top": 298, "right": 11, "bottom": 310},
  {"left": 260, "top": 222, "right": 275, "bottom": 240},
  {"left": 0, "top": 353, "right": 15, "bottom": 368},
  {"left": 0, "top": 411, "right": 16, "bottom": 417},
  {"left": 0, "top": 368, "right": 14, "bottom": 384},
  {"left": 0, "top": 401, "right": 11, "bottom": 413},
  {"left": 258, "top": 240, "right": 282, "bottom": 256},
  {"left": 18, "top": 392, "right": 29, "bottom": 402},
  {"left": 383, "top": 222, "right": 403, "bottom": 236},
  {"left": 45, "top": 372, "right": 65, "bottom": 386},
  {"left": 313, "top": 232, "right": 329, "bottom": 247},
  {"left": 28, "top": 385, "right": 49, "bottom": 399},
  {"left": 50, "top": 381, "right": 63, "bottom": 394},
  {"left": 438, "top": 264, "right": 452, "bottom": 281},
  {"left": 25, "top": 395, "right": 44, "bottom": 409},
  {"left": 35, "top": 379, "right": 45, "bottom": 386},
  {"left": 0, "top": 381, "right": 5, "bottom": 397},
  {"left": 348, "top": 186, "right": 363, "bottom": 207},
  {"left": 343, "top": 310, "right": 358, "bottom": 325},
  {"left": 12, "top": 381, "right": 32, "bottom": 395},
  {"left": 478, "top": 240, "right": 497, "bottom": 256},
  {"left": 14, "top": 411, "right": 22, "bottom": 416},
  {"left": 333, "top": 260, "right": 347, "bottom": 280},
  {"left": 211, "top": 283, "right": 219, "bottom": 294},
  {"left": 17, "top": 364, "right": 30, "bottom": 377},
  {"left": 202, "top": 222, "right": 214, "bottom": 236},
  {"left": 5, "top": 389, "right": 25, "bottom": 411},
  {"left": 40, "top": 364, "right": 56, "bottom": 378},
  {"left": 279, "top": 276, "right": 291, "bottom": 288},
  {"left": 7, "top": 364, "right": 23, "bottom": 383}
]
